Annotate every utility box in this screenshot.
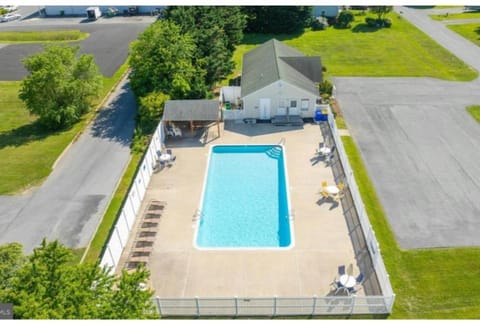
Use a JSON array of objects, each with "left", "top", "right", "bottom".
[{"left": 86, "top": 7, "right": 101, "bottom": 20}]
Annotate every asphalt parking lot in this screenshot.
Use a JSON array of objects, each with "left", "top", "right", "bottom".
[
  {"left": 334, "top": 77, "right": 480, "bottom": 249},
  {"left": 0, "top": 11, "right": 155, "bottom": 79}
]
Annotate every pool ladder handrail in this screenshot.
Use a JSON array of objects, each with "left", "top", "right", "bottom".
[
  {"left": 288, "top": 210, "right": 295, "bottom": 222},
  {"left": 277, "top": 137, "right": 286, "bottom": 146},
  {"left": 193, "top": 209, "right": 204, "bottom": 220}
]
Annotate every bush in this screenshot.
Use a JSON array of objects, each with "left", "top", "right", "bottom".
[
  {"left": 365, "top": 17, "right": 377, "bottom": 27},
  {"left": 336, "top": 10, "right": 355, "bottom": 28},
  {"left": 319, "top": 79, "right": 333, "bottom": 96},
  {"left": 326, "top": 16, "right": 337, "bottom": 26},
  {"left": 311, "top": 16, "right": 329, "bottom": 31},
  {"left": 365, "top": 17, "right": 392, "bottom": 28}
]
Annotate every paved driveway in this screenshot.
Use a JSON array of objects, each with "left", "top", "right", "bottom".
[
  {"left": 0, "top": 76, "right": 137, "bottom": 253},
  {"left": 0, "top": 15, "right": 155, "bottom": 79},
  {"left": 334, "top": 7, "right": 480, "bottom": 249}
]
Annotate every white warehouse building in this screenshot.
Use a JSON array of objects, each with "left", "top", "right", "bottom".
[{"left": 44, "top": 5, "right": 164, "bottom": 16}]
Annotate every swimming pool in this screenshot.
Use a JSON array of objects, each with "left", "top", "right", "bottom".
[{"left": 195, "top": 144, "right": 293, "bottom": 249}]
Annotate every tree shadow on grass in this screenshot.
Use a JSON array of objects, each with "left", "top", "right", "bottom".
[
  {"left": 0, "top": 120, "right": 64, "bottom": 150},
  {"left": 405, "top": 6, "right": 435, "bottom": 9},
  {"left": 351, "top": 23, "right": 381, "bottom": 33},
  {"left": 241, "top": 30, "right": 305, "bottom": 45}
]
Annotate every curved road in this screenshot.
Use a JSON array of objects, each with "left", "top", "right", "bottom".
[
  {"left": 0, "top": 75, "right": 137, "bottom": 253},
  {"left": 334, "top": 7, "right": 480, "bottom": 249}
]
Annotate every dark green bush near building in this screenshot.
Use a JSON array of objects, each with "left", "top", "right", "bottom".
[
  {"left": 319, "top": 79, "right": 333, "bottom": 97},
  {"left": 366, "top": 17, "right": 392, "bottom": 28},
  {"left": 336, "top": 10, "right": 355, "bottom": 28}
]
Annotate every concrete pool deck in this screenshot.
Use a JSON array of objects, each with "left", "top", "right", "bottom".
[{"left": 117, "top": 121, "right": 360, "bottom": 298}]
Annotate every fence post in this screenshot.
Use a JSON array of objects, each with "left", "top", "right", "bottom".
[
  {"left": 106, "top": 245, "right": 115, "bottom": 269},
  {"left": 350, "top": 295, "right": 356, "bottom": 315},
  {"left": 195, "top": 296, "right": 200, "bottom": 317},
  {"left": 122, "top": 209, "right": 130, "bottom": 230},
  {"left": 273, "top": 296, "right": 277, "bottom": 317},
  {"left": 311, "top": 295, "right": 317, "bottom": 316},
  {"left": 386, "top": 294, "right": 396, "bottom": 313},
  {"left": 154, "top": 296, "right": 162, "bottom": 317},
  {"left": 234, "top": 296, "right": 238, "bottom": 317},
  {"left": 115, "top": 226, "right": 123, "bottom": 249}
]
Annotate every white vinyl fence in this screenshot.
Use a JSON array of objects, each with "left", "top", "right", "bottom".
[
  {"left": 98, "top": 111, "right": 395, "bottom": 316},
  {"left": 152, "top": 109, "right": 395, "bottom": 317},
  {"left": 327, "top": 109, "right": 395, "bottom": 303},
  {"left": 100, "top": 121, "right": 165, "bottom": 271},
  {"left": 154, "top": 295, "right": 394, "bottom": 317}
]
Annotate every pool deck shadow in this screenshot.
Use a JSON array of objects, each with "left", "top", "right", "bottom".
[{"left": 117, "top": 122, "right": 363, "bottom": 299}]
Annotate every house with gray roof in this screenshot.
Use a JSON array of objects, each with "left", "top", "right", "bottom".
[{"left": 240, "top": 39, "right": 322, "bottom": 123}]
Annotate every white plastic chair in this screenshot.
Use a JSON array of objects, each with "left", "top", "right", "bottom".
[{"left": 173, "top": 127, "right": 182, "bottom": 137}]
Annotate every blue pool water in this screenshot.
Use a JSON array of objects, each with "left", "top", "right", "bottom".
[{"left": 196, "top": 145, "right": 292, "bottom": 248}]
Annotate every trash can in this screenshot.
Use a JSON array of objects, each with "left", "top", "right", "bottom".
[{"left": 314, "top": 109, "right": 328, "bottom": 122}]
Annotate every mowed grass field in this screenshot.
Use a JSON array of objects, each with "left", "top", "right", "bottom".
[
  {"left": 229, "top": 12, "right": 477, "bottom": 81},
  {"left": 467, "top": 105, "right": 480, "bottom": 123},
  {"left": 0, "top": 81, "right": 84, "bottom": 194},
  {"left": 448, "top": 23, "right": 480, "bottom": 47},
  {"left": 342, "top": 136, "right": 480, "bottom": 319},
  {"left": 0, "top": 62, "right": 129, "bottom": 195},
  {"left": 430, "top": 10, "right": 480, "bottom": 21},
  {"left": 0, "top": 30, "right": 89, "bottom": 43}
]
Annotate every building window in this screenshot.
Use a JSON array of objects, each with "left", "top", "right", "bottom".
[
  {"left": 290, "top": 100, "right": 297, "bottom": 108},
  {"left": 301, "top": 99, "right": 309, "bottom": 110}
]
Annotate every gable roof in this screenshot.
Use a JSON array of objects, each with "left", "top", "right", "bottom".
[
  {"left": 241, "top": 39, "right": 322, "bottom": 97},
  {"left": 163, "top": 100, "right": 219, "bottom": 121}
]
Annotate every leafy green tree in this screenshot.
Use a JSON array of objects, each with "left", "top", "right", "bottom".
[
  {"left": 138, "top": 91, "right": 170, "bottom": 131},
  {"left": 369, "top": 6, "right": 393, "bottom": 20},
  {"left": 0, "top": 243, "right": 25, "bottom": 302},
  {"left": 129, "top": 20, "right": 199, "bottom": 99},
  {"left": 133, "top": 91, "right": 170, "bottom": 152},
  {"left": 0, "top": 239, "right": 155, "bottom": 319},
  {"left": 162, "top": 6, "right": 246, "bottom": 91},
  {"left": 243, "top": 6, "right": 312, "bottom": 34},
  {"left": 19, "top": 45, "right": 102, "bottom": 130}
]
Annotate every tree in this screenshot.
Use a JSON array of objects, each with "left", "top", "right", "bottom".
[
  {"left": 133, "top": 91, "right": 170, "bottom": 152},
  {"left": 369, "top": 6, "right": 393, "bottom": 20},
  {"left": 0, "top": 243, "right": 25, "bottom": 302},
  {"left": 0, "top": 239, "right": 156, "bottom": 319},
  {"left": 138, "top": 91, "right": 170, "bottom": 132},
  {"left": 162, "top": 6, "right": 246, "bottom": 91},
  {"left": 243, "top": 6, "right": 312, "bottom": 34},
  {"left": 129, "top": 20, "right": 199, "bottom": 99},
  {"left": 19, "top": 45, "right": 102, "bottom": 130}
]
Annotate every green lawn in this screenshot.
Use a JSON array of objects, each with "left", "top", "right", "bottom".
[
  {"left": 341, "top": 135, "right": 480, "bottom": 318},
  {"left": 0, "top": 64, "right": 129, "bottom": 195},
  {"left": 467, "top": 105, "right": 480, "bottom": 123},
  {"left": 448, "top": 23, "right": 480, "bottom": 47},
  {"left": 228, "top": 13, "right": 477, "bottom": 83},
  {"left": 434, "top": 6, "right": 463, "bottom": 9},
  {"left": 0, "top": 30, "right": 89, "bottom": 43},
  {"left": 430, "top": 11, "right": 480, "bottom": 21}
]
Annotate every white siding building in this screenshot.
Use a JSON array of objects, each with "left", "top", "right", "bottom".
[{"left": 240, "top": 39, "right": 322, "bottom": 121}]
